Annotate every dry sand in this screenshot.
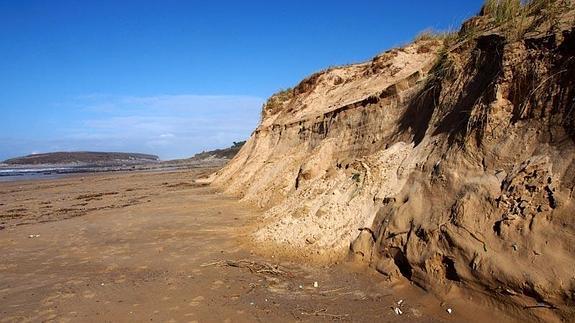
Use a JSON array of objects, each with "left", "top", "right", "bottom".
[{"left": 0, "top": 169, "right": 515, "bottom": 322}]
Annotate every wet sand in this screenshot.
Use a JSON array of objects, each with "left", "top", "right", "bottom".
[{"left": 0, "top": 169, "right": 511, "bottom": 322}]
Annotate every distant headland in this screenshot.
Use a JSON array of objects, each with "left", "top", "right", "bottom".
[{"left": 2, "top": 151, "right": 159, "bottom": 166}]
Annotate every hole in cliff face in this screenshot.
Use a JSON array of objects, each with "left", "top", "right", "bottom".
[
  {"left": 442, "top": 256, "right": 461, "bottom": 282},
  {"left": 295, "top": 168, "right": 303, "bottom": 190},
  {"left": 493, "top": 220, "right": 502, "bottom": 235},
  {"left": 415, "top": 227, "right": 429, "bottom": 242},
  {"left": 383, "top": 197, "right": 396, "bottom": 204},
  {"left": 545, "top": 185, "right": 557, "bottom": 209},
  {"left": 390, "top": 248, "right": 412, "bottom": 279},
  {"left": 521, "top": 285, "right": 546, "bottom": 304}
]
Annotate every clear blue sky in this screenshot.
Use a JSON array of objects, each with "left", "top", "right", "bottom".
[{"left": 0, "top": 0, "right": 484, "bottom": 161}]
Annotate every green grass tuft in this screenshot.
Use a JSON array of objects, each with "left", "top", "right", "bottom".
[
  {"left": 414, "top": 28, "right": 458, "bottom": 43},
  {"left": 480, "top": 0, "right": 573, "bottom": 40},
  {"left": 263, "top": 87, "right": 294, "bottom": 114}
]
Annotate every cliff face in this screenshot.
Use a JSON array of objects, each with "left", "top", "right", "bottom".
[
  {"left": 211, "top": 1, "right": 575, "bottom": 320},
  {"left": 212, "top": 40, "right": 442, "bottom": 256}
]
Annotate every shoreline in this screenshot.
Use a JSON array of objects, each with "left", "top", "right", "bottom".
[{"left": 0, "top": 159, "right": 228, "bottom": 183}]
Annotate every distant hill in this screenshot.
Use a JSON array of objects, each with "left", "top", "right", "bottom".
[{"left": 3, "top": 151, "right": 159, "bottom": 165}]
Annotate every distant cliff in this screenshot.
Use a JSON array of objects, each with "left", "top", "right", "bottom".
[{"left": 3, "top": 151, "right": 159, "bottom": 165}]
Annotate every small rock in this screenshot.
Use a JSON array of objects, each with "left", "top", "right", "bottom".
[
  {"left": 350, "top": 230, "right": 374, "bottom": 261},
  {"left": 313, "top": 281, "right": 318, "bottom": 288},
  {"left": 394, "top": 307, "right": 403, "bottom": 315},
  {"left": 447, "top": 308, "right": 453, "bottom": 314},
  {"left": 495, "top": 170, "right": 507, "bottom": 182},
  {"left": 397, "top": 299, "right": 404, "bottom": 306},
  {"left": 512, "top": 244, "right": 518, "bottom": 251},
  {"left": 410, "top": 308, "right": 423, "bottom": 318},
  {"left": 540, "top": 204, "right": 551, "bottom": 212},
  {"left": 504, "top": 288, "right": 518, "bottom": 295},
  {"left": 374, "top": 257, "right": 400, "bottom": 278},
  {"left": 305, "top": 236, "right": 316, "bottom": 245},
  {"left": 503, "top": 214, "right": 518, "bottom": 221}
]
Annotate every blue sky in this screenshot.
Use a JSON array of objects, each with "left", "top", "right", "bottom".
[{"left": 0, "top": 0, "right": 484, "bottom": 161}]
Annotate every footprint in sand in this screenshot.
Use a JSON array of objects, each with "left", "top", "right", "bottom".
[
  {"left": 188, "top": 296, "right": 205, "bottom": 307},
  {"left": 210, "top": 280, "right": 224, "bottom": 290},
  {"left": 61, "top": 293, "right": 76, "bottom": 299},
  {"left": 82, "top": 290, "right": 96, "bottom": 299}
]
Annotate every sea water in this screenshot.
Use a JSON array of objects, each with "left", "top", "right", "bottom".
[{"left": 0, "top": 167, "right": 74, "bottom": 182}]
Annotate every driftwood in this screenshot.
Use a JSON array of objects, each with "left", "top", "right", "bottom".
[
  {"left": 201, "top": 259, "right": 293, "bottom": 277},
  {"left": 298, "top": 308, "right": 350, "bottom": 320}
]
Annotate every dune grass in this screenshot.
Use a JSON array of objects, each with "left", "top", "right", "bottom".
[
  {"left": 481, "top": 0, "right": 572, "bottom": 40},
  {"left": 413, "top": 28, "right": 458, "bottom": 44}
]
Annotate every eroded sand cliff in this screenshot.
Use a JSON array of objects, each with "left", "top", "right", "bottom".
[{"left": 211, "top": 1, "right": 575, "bottom": 320}]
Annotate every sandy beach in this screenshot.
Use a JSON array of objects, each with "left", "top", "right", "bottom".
[{"left": 0, "top": 168, "right": 514, "bottom": 322}]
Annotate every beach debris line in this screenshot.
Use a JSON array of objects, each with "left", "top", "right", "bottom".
[
  {"left": 393, "top": 299, "right": 405, "bottom": 315},
  {"left": 200, "top": 259, "right": 293, "bottom": 277},
  {"left": 298, "top": 307, "right": 350, "bottom": 320}
]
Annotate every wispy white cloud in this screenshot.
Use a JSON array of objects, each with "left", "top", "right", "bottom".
[
  {"left": 70, "top": 94, "right": 263, "bottom": 113},
  {"left": 1, "top": 94, "right": 264, "bottom": 160}
]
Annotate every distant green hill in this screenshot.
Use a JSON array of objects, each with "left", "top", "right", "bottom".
[{"left": 3, "top": 151, "right": 159, "bottom": 165}]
